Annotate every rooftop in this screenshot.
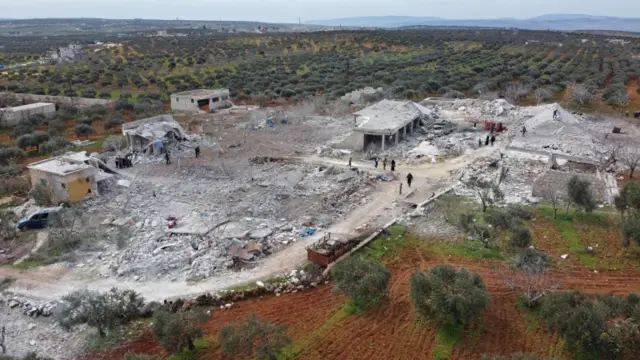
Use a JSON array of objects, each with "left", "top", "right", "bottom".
[
  {"left": 28, "top": 156, "right": 94, "bottom": 176},
  {"left": 170, "top": 89, "right": 229, "bottom": 99},
  {"left": 354, "top": 100, "right": 421, "bottom": 135},
  {"left": 0, "top": 102, "right": 55, "bottom": 111}
]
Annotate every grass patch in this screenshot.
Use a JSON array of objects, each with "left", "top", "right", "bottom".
[
  {"left": 431, "top": 240, "right": 506, "bottom": 261},
  {"left": 433, "top": 323, "right": 465, "bottom": 360},
  {"left": 538, "top": 206, "right": 597, "bottom": 268},
  {"left": 515, "top": 297, "right": 541, "bottom": 334},
  {"left": 279, "top": 303, "right": 349, "bottom": 359},
  {"left": 166, "top": 337, "right": 210, "bottom": 360},
  {"left": 11, "top": 259, "right": 43, "bottom": 270},
  {"left": 365, "top": 224, "right": 409, "bottom": 260},
  {"left": 84, "top": 328, "right": 127, "bottom": 351}
]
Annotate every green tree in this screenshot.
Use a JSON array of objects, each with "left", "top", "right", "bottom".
[
  {"left": 0, "top": 146, "right": 26, "bottom": 166},
  {"left": 151, "top": 309, "right": 209, "bottom": 354},
  {"left": 331, "top": 256, "right": 391, "bottom": 312},
  {"left": 74, "top": 123, "right": 94, "bottom": 138},
  {"left": 567, "top": 175, "right": 596, "bottom": 213},
  {"left": 29, "top": 184, "right": 52, "bottom": 206},
  {"left": 621, "top": 214, "right": 640, "bottom": 248},
  {"left": 10, "top": 120, "right": 34, "bottom": 139},
  {"left": 464, "top": 176, "right": 503, "bottom": 212},
  {"left": 219, "top": 313, "right": 291, "bottom": 360},
  {"left": 509, "top": 226, "right": 532, "bottom": 248},
  {"left": 410, "top": 265, "right": 489, "bottom": 326},
  {"left": 57, "top": 288, "right": 144, "bottom": 337},
  {"left": 16, "top": 134, "right": 36, "bottom": 150}
]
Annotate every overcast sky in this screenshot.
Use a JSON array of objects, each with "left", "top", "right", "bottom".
[{"left": 1, "top": 0, "right": 637, "bottom": 23}]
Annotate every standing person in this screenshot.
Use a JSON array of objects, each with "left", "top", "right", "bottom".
[
  {"left": 383, "top": 157, "right": 388, "bottom": 170},
  {"left": 195, "top": 145, "right": 200, "bottom": 158},
  {"left": 521, "top": 126, "right": 527, "bottom": 137},
  {"left": 406, "top": 173, "right": 414, "bottom": 188},
  {"left": 399, "top": 182, "right": 403, "bottom": 195},
  {"left": 478, "top": 138, "right": 482, "bottom": 147},
  {"left": 348, "top": 157, "right": 352, "bottom": 167},
  {"left": 490, "top": 135, "right": 496, "bottom": 146},
  {"left": 391, "top": 159, "right": 396, "bottom": 172},
  {"left": 485, "top": 135, "right": 490, "bottom": 146},
  {"left": 165, "top": 151, "right": 171, "bottom": 165},
  {"left": 374, "top": 158, "right": 379, "bottom": 168}
]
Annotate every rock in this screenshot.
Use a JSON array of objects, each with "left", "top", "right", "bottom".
[
  {"left": 560, "top": 254, "right": 568, "bottom": 259},
  {"left": 249, "top": 229, "right": 273, "bottom": 240},
  {"left": 8, "top": 299, "right": 19, "bottom": 308},
  {"left": 247, "top": 242, "right": 263, "bottom": 254},
  {"left": 152, "top": 242, "right": 181, "bottom": 255},
  {"left": 224, "top": 303, "right": 232, "bottom": 309},
  {"left": 278, "top": 223, "right": 293, "bottom": 232}
]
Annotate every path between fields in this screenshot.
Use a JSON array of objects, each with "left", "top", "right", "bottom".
[{"left": 0, "top": 147, "right": 496, "bottom": 302}]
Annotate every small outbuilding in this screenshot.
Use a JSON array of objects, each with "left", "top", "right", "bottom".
[
  {"left": 350, "top": 100, "right": 426, "bottom": 151},
  {"left": 27, "top": 156, "right": 98, "bottom": 204},
  {"left": 122, "top": 114, "right": 188, "bottom": 153},
  {"left": 170, "top": 89, "right": 232, "bottom": 113},
  {"left": 0, "top": 102, "right": 56, "bottom": 127}
]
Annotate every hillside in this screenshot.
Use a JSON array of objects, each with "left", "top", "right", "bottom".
[{"left": 306, "top": 14, "right": 640, "bottom": 32}]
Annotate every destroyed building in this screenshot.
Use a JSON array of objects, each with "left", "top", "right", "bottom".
[
  {"left": 346, "top": 100, "right": 429, "bottom": 151},
  {"left": 122, "top": 115, "right": 188, "bottom": 153},
  {"left": 170, "top": 89, "right": 232, "bottom": 113}
]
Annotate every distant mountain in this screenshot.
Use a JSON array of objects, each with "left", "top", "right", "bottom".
[{"left": 306, "top": 14, "right": 640, "bottom": 32}]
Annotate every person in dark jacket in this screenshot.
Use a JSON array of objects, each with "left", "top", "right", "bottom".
[
  {"left": 391, "top": 159, "right": 396, "bottom": 171},
  {"left": 165, "top": 151, "right": 171, "bottom": 165},
  {"left": 195, "top": 146, "right": 200, "bottom": 158},
  {"left": 406, "top": 173, "right": 414, "bottom": 188}
]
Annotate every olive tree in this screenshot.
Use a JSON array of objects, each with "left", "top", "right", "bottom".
[
  {"left": 464, "top": 176, "right": 504, "bottom": 212},
  {"left": 331, "top": 256, "right": 391, "bottom": 312},
  {"left": 57, "top": 288, "right": 144, "bottom": 337},
  {"left": 74, "top": 124, "right": 94, "bottom": 138},
  {"left": 410, "top": 265, "right": 489, "bottom": 326},
  {"left": 620, "top": 147, "right": 640, "bottom": 180},
  {"left": 0, "top": 146, "right": 26, "bottom": 166},
  {"left": 152, "top": 309, "right": 210, "bottom": 354},
  {"left": 219, "top": 313, "right": 291, "bottom": 360},
  {"left": 567, "top": 175, "right": 596, "bottom": 214}
]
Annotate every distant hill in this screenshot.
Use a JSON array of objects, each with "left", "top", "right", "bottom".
[{"left": 306, "top": 14, "right": 640, "bottom": 33}]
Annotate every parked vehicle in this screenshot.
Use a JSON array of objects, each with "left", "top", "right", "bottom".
[{"left": 16, "top": 206, "right": 64, "bottom": 230}]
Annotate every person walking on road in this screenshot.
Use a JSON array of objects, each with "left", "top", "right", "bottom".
[
  {"left": 195, "top": 145, "right": 200, "bottom": 158},
  {"left": 399, "top": 182, "right": 403, "bottom": 195},
  {"left": 383, "top": 157, "right": 388, "bottom": 170},
  {"left": 490, "top": 135, "right": 496, "bottom": 146},
  {"left": 374, "top": 158, "right": 379, "bottom": 168},
  {"left": 391, "top": 159, "right": 396, "bottom": 172},
  {"left": 485, "top": 135, "right": 490, "bottom": 146},
  {"left": 406, "top": 173, "right": 414, "bottom": 188},
  {"left": 521, "top": 126, "right": 527, "bottom": 137},
  {"left": 348, "top": 157, "right": 352, "bottom": 167},
  {"left": 165, "top": 151, "right": 171, "bottom": 165}
]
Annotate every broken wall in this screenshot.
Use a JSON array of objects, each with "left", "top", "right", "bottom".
[{"left": 531, "top": 170, "right": 607, "bottom": 203}]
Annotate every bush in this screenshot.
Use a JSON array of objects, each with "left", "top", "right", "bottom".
[
  {"left": 29, "top": 184, "right": 52, "bottom": 206},
  {"left": 567, "top": 175, "right": 596, "bottom": 213},
  {"left": 506, "top": 204, "right": 533, "bottom": 220},
  {"left": 0, "top": 146, "right": 26, "bottom": 166},
  {"left": 484, "top": 209, "right": 514, "bottom": 231},
  {"left": 74, "top": 123, "right": 94, "bottom": 138},
  {"left": 509, "top": 226, "right": 532, "bottom": 248},
  {"left": 331, "top": 256, "right": 390, "bottom": 312},
  {"left": 219, "top": 313, "right": 291, "bottom": 360},
  {"left": 75, "top": 116, "right": 93, "bottom": 125},
  {"left": 410, "top": 265, "right": 489, "bottom": 326},
  {"left": 57, "top": 288, "right": 144, "bottom": 337},
  {"left": 39, "top": 137, "right": 71, "bottom": 155},
  {"left": 152, "top": 309, "right": 210, "bottom": 354},
  {"left": 510, "top": 248, "right": 551, "bottom": 274},
  {"left": 621, "top": 214, "right": 640, "bottom": 248},
  {"left": 540, "top": 291, "right": 640, "bottom": 359}
]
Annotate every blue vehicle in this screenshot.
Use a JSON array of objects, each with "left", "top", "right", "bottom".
[
  {"left": 16, "top": 206, "right": 64, "bottom": 231},
  {"left": 0, "top": 64, "right": 4, "bottom": 70}
]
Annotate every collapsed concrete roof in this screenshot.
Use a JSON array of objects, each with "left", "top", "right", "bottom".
[
  {"left": 353, "top": 100, "right": 422, "bottom": 135},
  {"left": 122, "top": 114, "right": 188, "bottom": 141}
]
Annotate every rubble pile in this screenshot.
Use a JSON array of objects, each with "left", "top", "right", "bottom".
[
  {"left": 3, "top": 296, "right": 58, "bottom": 317},
  {"left": 74, "top": 161, "right": 373, "bottom": 282}
]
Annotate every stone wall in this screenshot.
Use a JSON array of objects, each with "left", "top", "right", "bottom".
[
  {"left": 532, "top": 170, "right": 606, "bottom": 203},
  {"left": 0, "top": 93, "right": 113, "bottom": 108}
]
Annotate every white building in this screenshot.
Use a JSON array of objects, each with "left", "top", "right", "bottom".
[
  {"left": 170, "top": 89, "right": 232, "bottom": 113},
  {"left": 0, "top": 102, "right": 56, "bottom": 127}
]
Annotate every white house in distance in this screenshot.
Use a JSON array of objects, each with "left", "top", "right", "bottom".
[
  {"left": 346, "top": 100, "right": 429, "bottom": 151},
  {"left": 0, "top": 102, "right": 56, "bottom": 127},
  {"left": 170, "top": 89, "right": 232, "bottom": 113}
]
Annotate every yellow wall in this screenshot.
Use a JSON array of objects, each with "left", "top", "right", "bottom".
[
  {"left": 67, "top": 177, "right": 94, "bottom": 203},
  {"left": 28, "top": 168, "right": 96, "bottom": 204}
]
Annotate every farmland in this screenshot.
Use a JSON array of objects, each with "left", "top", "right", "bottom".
[
  {"left": 1, "top": 29, "right": 640, "bottom": 113},
  {"left": 82, "top": 203, "right": 640, "bottom": 360}
]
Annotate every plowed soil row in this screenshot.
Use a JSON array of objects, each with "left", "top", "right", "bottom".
[
  {"left": 528, "top": 213, "right": 581, "bottom": 269},
  {"left": 84, "top": 246, "right": 640, "bottom": 360}
]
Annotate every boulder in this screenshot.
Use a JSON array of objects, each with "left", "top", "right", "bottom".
[{"left": 140, "top": 301, "right": 163, "bottom": 317}]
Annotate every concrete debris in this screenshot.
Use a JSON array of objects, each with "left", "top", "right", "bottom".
[{"left": 2, "top": 296, "right": 58, "bottom": 318}]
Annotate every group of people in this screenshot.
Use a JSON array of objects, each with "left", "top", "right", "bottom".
[
  {"left": 479, "top": 135, "right": 496, "bottom": 147},
  {"left": 373, "top": 157, "right": 396, "bottom": 171}
]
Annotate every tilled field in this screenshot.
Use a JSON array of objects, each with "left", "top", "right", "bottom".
[{"left": 84, "top": 238, "right": 640, "bottom": 360}]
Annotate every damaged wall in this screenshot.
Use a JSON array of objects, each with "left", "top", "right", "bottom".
[{"left": 532, "top": 170, "right": 607, "bottom": 203}]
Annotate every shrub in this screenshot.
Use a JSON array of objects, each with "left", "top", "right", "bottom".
[
  {"left": 621, "top": 214, "right": 640, "bottom": 248},
  {"left": 75, "top": 116, "right": 93, "bottom": 125},
  {"left": 39, "top": 137, "right": 71, "bottom": 155},
  {"left": 331, "top": 256, "right": 390, "bottom": 312},
  {"left": 219, "top": 313, "right": 291, "bottom": 360},
  {"left": 152, "top": 309, "right": 210, "bottom": 354},
  {"left": 510, "top": 248, "right": 551, "bottom": 274},
  {"left": 57, "top": 288, "right": 144, "bottom": 337},
  {"left": 484, "top": 209, "right": 515, "bottom": 230},
  {"left": 0, "top": 146, "right": 26, "bottom": 166},
  {"left": 74, "top": 123, "right": 94, "bottom": 138},
  {"left": 540, "top": 291, "right": 640, "bottom": 359},
  {"left": 410, "top": 265, "right": 489, "bottom": 326},
  {"left": 509, "top": 226, "right": 532, "bottom": 248},
  {"left": 506, "top": 204, "right": 533, "bottom": 220},
  {"left": 567, "top": 175, "right": 596, "bottom": 213},
  {"left": 29, "top": 184, "right": 52, "bottom": 206}
]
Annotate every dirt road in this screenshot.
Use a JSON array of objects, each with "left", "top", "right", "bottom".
[{"left": 0, "top": 148, "right": 495, "bottom": 302}]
